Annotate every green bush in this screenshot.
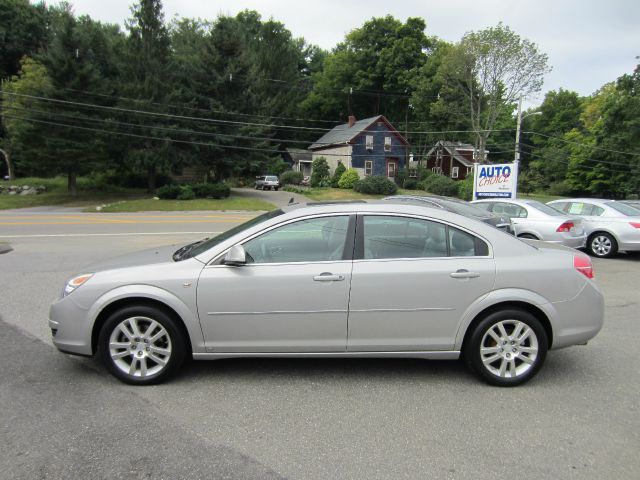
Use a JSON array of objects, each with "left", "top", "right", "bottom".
[
  {"left": 192, "top": 183, "right": 231, "bottom": 199},
  {"left": 395, "top": 168, "right": 408, "bottom": 187},
  {"left": 331, "top": 162, "right": 347, "bottom": 187},
  {"left": 423, "top": 175, "right": 458, "bottom": 197},
  {"left": 280, "top": 171, "right": 304, "bottom": 186},
  {"left": 338, "top": 168, "right": 360, "bottom": 189},
  {"left": 177, "top": 185, "right": 196, "bottom": 200},
  {"left": 157, "top": 184, "right": 181, "bottom": 199},
  {"left": 548, "top": 180, "right": 572, "bottom": 196},
  {"left": 403, "top": 179, "right": 418, "bottom": 190},
  {"left": 353, "top": 175, "right": 397, "bottom": 195},
  {"left": 310, "top": 157, "right": 330, "bottom": 187},
  {"left": 457, "top": 175, "right": 474, "bottom": 200}
]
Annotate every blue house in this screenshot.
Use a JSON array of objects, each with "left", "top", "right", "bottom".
[{"left": 308, "top": 115, "right": 409, "bottom": 179}]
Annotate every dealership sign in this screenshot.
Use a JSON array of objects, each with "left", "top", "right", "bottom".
[{"left": 472, "top": 163, "right": 518, "bottom": 199}]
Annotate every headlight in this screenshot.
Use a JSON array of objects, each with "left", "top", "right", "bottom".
[{"left": 63, "top": 273, "right": 94, "bottom": 297}]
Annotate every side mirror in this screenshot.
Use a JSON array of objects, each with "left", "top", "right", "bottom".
[{"left": 223, "top": 245, "right": 246, "bottom": 266}]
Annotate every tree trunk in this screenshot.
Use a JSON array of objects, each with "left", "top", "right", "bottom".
[
  {"left": 147, "top": 164, "right": 157, "bottom": 193},
  {"left": 68, "top": 170, "right": 77, "bottom": 196},
  {"left": 0, "top": 148, "right": 13, "bottom": 180}
]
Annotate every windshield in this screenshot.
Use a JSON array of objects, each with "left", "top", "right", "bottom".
[
  {"left": 265, "top": 176, "right": 278, "bottom": 181},
  {"left": 179, "top": 209, "right": 285, "bottom": 259},
  {"left": 605, "top": 201, "right": 640, "bottom": 216},
  {"left": 524, "top": 200, "right": 564, "bottom": 216}
]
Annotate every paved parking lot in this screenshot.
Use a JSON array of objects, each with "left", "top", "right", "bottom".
[{"left": 0, "top": 210, "right": 639, "bottom": 479}]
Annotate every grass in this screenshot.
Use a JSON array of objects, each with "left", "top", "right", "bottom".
[
  {"left": 0, "top": 177, "right": 275, "bottom": 212},
  {"left": 97, "top": 196, "right": 276, "bottom": 212}
]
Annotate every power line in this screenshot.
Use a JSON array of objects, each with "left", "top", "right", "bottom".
[
  {"left": 520, "top": 143, "right": 640, "bottom": 169},
  {"left": 2, "top": 91, "right": 516, "bottom": 135},
  {"left": 525, "top": 131, "right": 640, "bottom": 157}
]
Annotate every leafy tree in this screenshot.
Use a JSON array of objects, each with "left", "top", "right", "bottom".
[
  {"left": 0, "top": 0, "right": 49, "bottom": 80},
  {"left": 586, "top": 64, "right": 640, "bottom": 197},
  {"left": 1, "top": 56, "right": 53, "bottom": 179},
  {"left": 310, "top": 156, "right": 330, "bottom": 187},
  {"left": 303, "top": 16, "right": 432, "bottom": 122},
  {"left": 441, "top": 23, "right": 550, "bottom": 161},
  {"left": 330, "top": 161, "right": 346, "bottom": 187}
]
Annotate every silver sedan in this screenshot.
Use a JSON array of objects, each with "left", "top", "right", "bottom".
[
  {"left": 548, "top": 198, "right": 640, "bottom": 258},
  {"left": 50, "top": 202, "right": 604, "bottom": 387},
  {"left": 471, "top": 199, "right": 586, "bottom": 248}
]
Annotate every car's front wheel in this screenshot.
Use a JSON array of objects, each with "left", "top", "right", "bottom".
[
  {"left": 98, "top": 305, "right": 186, "bottom": 385},
  {"left": 465, "top": 309, "right": 548, "bottom": 386}
]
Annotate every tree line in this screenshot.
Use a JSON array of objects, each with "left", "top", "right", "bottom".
[{"left": 0, "top": 0, "right": 638, "bottom": 197}]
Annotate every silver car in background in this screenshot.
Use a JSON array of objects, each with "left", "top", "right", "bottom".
[
  {"left": 383, "top": 195, "right": 515, "bottom": 235},
  {"left": 50, "top": 202, "right": 603, "bottom": 387},
  {"left": 548, "top": 198, "right": 640, "bottom": 258},
  {"left": 471, "top": 199, "right": 586, "bottom": 248}
]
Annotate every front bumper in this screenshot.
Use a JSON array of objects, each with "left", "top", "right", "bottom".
[{"left": 49, "top": 295, "right": 94, "bottom": 356}]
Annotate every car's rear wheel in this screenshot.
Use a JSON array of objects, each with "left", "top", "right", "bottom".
[
  {"left": 98, "top": 305, "right": 186, "bottom": 385},
  {"left": 588, "top": 232, "right": 617, "bottom": 258},
  {"left": 465, "top": 309, "right": 548, "bottom": 386}
]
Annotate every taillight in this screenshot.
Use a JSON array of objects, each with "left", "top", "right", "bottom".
[
  {"left": 557, "top": 221, "right": 575, "bottom": 232},
  {"left": 629, "top": 222, "right": 640, "bottom": 229},
  {"left": 574, "top": 255, "right": 594, "bottom": 279}
]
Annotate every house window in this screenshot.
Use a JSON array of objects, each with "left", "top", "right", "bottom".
[
  {"left": 365, "top": 160, "right": 373, "bottom": 176},
  {"left": 451, "top": 166, "right": 459, "bottom": 179},
  {"left": 384, "top": 136, "right": 392, "bottom": 152},
  {"left": 365, "top": 135, "right": 374, "bottom": 150}
]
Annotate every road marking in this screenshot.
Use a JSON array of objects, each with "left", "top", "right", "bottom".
[{"left": 0, "top": 231, "right": 222, "bottom": 239}]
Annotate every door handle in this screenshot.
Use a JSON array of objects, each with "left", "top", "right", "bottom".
[
  {"left": 313, "top": 272, "right": 345, "bottom": 282},
  {"left": 450, "top": 269, "right": 480, "bottom": 279}
]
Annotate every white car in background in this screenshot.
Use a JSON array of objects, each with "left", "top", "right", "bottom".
[
  {"left": 547, "top": 198, "right": 640, "bottom": 258},
  {"left": 471, "top": 199, "right": 586, "bottom": 249}
]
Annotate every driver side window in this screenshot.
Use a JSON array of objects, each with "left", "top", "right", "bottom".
[{"left": 243, "top": 216, "right": 350, "bottom": 264}]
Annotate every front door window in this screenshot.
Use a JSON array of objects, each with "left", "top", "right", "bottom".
[{"left": 387, "top": 160, "right": 397, "bottom": 178}]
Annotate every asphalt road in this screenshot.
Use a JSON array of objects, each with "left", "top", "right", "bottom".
[{"left": 1, "top": 209, "right": 639, "bottom": 479}]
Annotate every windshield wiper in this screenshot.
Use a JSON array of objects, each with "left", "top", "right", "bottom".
[{"left": 173, "top": 238, "right": 209, "bottom": 261}]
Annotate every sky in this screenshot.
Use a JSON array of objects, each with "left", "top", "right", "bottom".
[{"left": 66, "top": 0, "right": 639, "bottom": 107}]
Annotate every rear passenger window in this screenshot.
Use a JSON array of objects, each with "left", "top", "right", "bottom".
[{"left": 361, "top": 216, "right": 488, "bottom": 259}]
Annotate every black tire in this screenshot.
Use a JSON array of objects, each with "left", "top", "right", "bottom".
[
  {"left": 464, "top": 309, "right": 548, "bottom": 387},
  {"left": 587, "top": 232, "right": 618, "bottom": 258},
  {"left": 98, "top": 305, "right": 186, "bottom": 385},
  {"left": 274, "top": 187, "right": 279, "bottom": 191},
  {"left": 518, "top": 233, "right": 538, "bottom": 240}
]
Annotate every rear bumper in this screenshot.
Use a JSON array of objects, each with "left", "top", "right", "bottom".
[{"left": 551, "top": 280, "right": 604, "bottom": 349}]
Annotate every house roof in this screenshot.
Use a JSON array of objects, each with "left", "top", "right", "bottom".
[
  {"left": 285, "top": 148, "right": 312, "bottom": 161},
  {"left": 425, "top": 140, "right": 488, "bottom": 167},
  {"left": 309, "top": 115, "right": 407, "bottom": 150}
]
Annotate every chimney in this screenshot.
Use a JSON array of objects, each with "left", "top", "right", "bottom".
[{"left": 348, "top": 115, "right": 356, "bottom": 128}]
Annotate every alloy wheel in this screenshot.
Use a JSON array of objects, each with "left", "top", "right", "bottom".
[
  {"left": 108, "top": 316, "right": 173, "bottom": 379},
  {"left": 479, "top": 319, "right": 539, "bottom": 379}
]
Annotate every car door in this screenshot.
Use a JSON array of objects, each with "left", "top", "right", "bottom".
[
  {"left": 347, "top": 214, "right": 496, "bottom": 351},
  {"left": 197, "top": 214, "right": 354, "bottom": 352}
]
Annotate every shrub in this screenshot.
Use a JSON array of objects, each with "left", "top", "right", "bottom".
[
  {"left": 548, "top": 180, "right": 572, "bottom": 196},
  {"left": 157, "top": 184, "right": 181, "bottom": 199},
  {"left": 403, "top": 179, "right": 418, "bottom": 190},
  {"left": 395, "top": 168, "right": 408, "bottom": 187},
  {"left": 457, "top": 175, "right": 474, "bottom": 200},
  {"left": 423, "top": 175, "right": 458, "bottom": 197},
  {"left": 192, "top": 183, "right": 230, "bottom": 199},
  {"left": 310, "top": 157, "right": 330, "bottom": 187},
  {"left": 177, "top": 185, "right": 196, "bottom": 200},
  {"left": 330, "top": 162, "right": 347, "bottom": 187},
  {"left": 338, "top": 168, "right": 359, "bottom": 189},
  {"left": 280, "top": 170, "right": 304, "bottom": 186},
  {"left": 353, "top": 175, "right": 397, "bottom": 195}
]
